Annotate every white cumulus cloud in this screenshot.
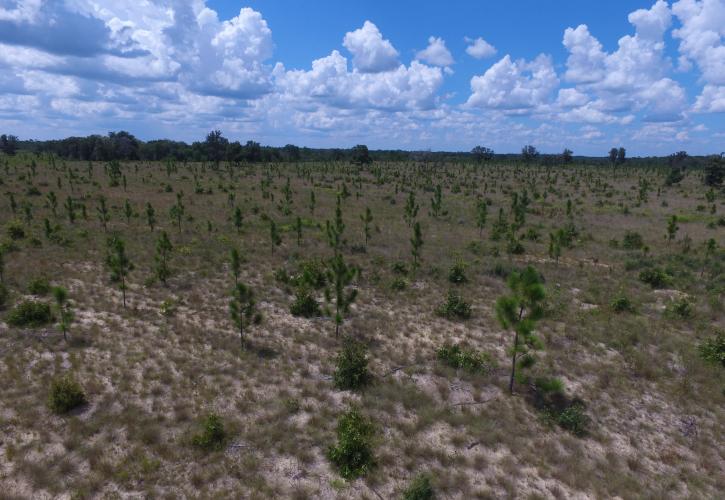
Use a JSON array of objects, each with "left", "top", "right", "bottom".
[
  {"left": 342, "top": 21, "right": 399, "bottom": 73},
  {"left": 416, "top": 36, "right": 454, "bottom": 66},
  {"left": 465, "top": 37, "right": 496, "bottom": 59}
]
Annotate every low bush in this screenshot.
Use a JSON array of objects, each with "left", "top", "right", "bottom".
[
  {"left": 48, "top": 376, "right": 87, "bottom": 414},
  {"left": 0, "top": 283, "right": 8, "bottom": 309},
  {"left": 638, "top": 268, "right": 671, "bottom": 288},
  {"left": 447, "top": 261, "right": 467, "bottom": 284},
  {"left": 192, "top": 414, "right": 226, "bottom": 451},
  {"left": 390, "top": 277, "right": 408, "bottom": 291},
  {"left": 327, "top": 407, "right": 375, "bottom": 479},
  {"left": 333, "top": 338, "right": 371, "bottom": 390},
  {"left": 528, "top": 378, "right": 589, "bottom": 437},
  {"left": 402, "top": 473, "right": 435, "bottom": 500},
  {"left": 666, "top": 297, "right": 694, "bottom": 319},
  {"left": 6, "top": 300, "right": 53, "bottom": 327},
  {"left": 610, "top": 293, "right": 635, "bottom": 313},
  {"left": 622, "top": 231, "right": 644, "bottom": 250},
  {"left": 436, "top": 291, "right": 471, "bottom": 320},
  {"left": 698, "top": 331, "right": 725, "bottom": 367},
  {"left": 290, "top": 287, "right": 321, "bottom": 317},
  {"left": 437, "top": 343, "right": 493, "bottom": 374},
  {"left": 28, "top": 277, "right": 51, "bottom": 296}
]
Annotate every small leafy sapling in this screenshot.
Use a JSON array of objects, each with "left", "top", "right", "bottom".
[
  {"left": 155, "top": 231, "right": 173, "bottom": 286},
  {"left": 327, "top": 407, "right": 376, "bottom": 479},
  {"left": 52, "top": 286, "right": 74, "bottom": 342},
  {"left": 106, "top": 235, "right": 133, "bottom": 308},
  {"left": 495, "top": 266, "right": 546, "bottom": 394},
  {"left": 230, "top": 282, "right": 258, "bottom": 347},
  {"left": 333, "top": 337, "right": 371, "bottom": 390}
]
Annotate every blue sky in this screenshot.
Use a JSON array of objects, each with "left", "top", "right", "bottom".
[{"left": 0, "top": 0, "right": 723, "bottom": 155}]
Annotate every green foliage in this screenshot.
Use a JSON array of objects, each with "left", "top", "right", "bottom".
[
  {"left": 437, "top": 343, "right": 493, "bottom": 374},
  {"left": 447, "top": 261, "right": 467, "bottom": 284},
  {"left": 402, "top": 473, "right": 435, "bottom": 500},
  {"left": 411, "top": 222, "right": 423, "bottom": 269},
  {"left": 230, "top": 282, "right": 258, "bottom": 344},
  {"left": 611, "top": 293, "right": 635, "bottom": 313},
  {"left": 333, "top": 338, "right": 371, "bottom": 390},
  {"left": 0, "top": 283, "right": 7, "bottom": 309},
  {"left": 327, "top": 407, "right": 376, "bottom": 479},
  {"left": 698, "top": 331, "right": 725, "bottom": 367},
  {"left": 48, "top": 375, "right": 87, "bottom": 414},
  {"left": 665, "top": 297, "right": 694, "bottom": 319},
  {"left": 154, "top": 231, "right": 173, "bottom": 285},
  {"left": 622, "top": 231, "right": 644, "bottom": 250},
  {"left": 555, "top": 403, "right": 589, "bottom": 437},
  {"left": 290, "top": 287, "right": 321, "bottom": 317},
  {"left": 638, "top": 268, "right": 671, "bottom": 288},
  {"left": 495, "top": 266, "right": 546, "bottom": 393},
  {"left": 392, "top": 261, "right": 409, "bottom": 275},
  {"left": 6, "top": 219, "right": 25, "bottom": 240},
  {"left": 390, "top": 277, "right": 408, "bottom": 291},
  {"left": 7, "top": 300, "right": 52, "bottom": 327},
  {"left": 27, "top": 276, "right": 50, "bottom": 296},
  {"left": 530, "top": 378, "right": 589, "bottom": 436},
  {"left": 436, "top": 291, "right": 472, "bottom": 320},
  {"left": 192, "top": 414, "right": 226, "bottom": 451}
]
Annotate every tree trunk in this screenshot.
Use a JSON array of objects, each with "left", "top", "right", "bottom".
[{"left": 121, "top": 275, "right": 126, "bottom": 308}]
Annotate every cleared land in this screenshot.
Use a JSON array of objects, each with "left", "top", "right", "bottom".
[{"left": 0, "top": 156, "right": 723, "bottom": 498}]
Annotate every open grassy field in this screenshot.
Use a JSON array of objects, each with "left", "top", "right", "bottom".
[{"left": 0, "top": 155, "right": 723, "bottom": 499}]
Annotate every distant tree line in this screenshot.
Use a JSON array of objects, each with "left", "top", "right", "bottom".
[{"left": 2, "top": 130, "right": 722, "bottom": 169}]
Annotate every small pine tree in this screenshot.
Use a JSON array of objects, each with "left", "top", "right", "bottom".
[
  {"left": 233, "top": 206, "right": 243, "bottom": 233},
  {"left": 475, "top": 199, "right": 487, "bottom": 238},
  {"left": 106, "top": 235, "right": 133, "bottom": 308},
  {"left": 155, "top": 231, "right": 173, "bottom": 285},
  {"left": 548, "top": 232, "right": 561, "bottom": 264},
  {"left": 230, "top": 248, "right": 241, "bottom": 285},
  {"left": 495, "top": 266, "right": 546, "bottom": 394},
  {"left": 295, "top": 216, "right": 303, "bottom": 246},
  {"left": 326, "top": 252, "right": 358, "bottom": 338},
  {"left": 230, "top": 282, "right": 258, "bottom": 347},
  {"left": 124, "top": 199, "right": 133, "bottom": 225},
  {"left": 146, "top": 202, "right": 156, "bottom": 231},
  {"left": 404, "top": 191, "right": 419, "bottom": 227},
  {"left": 52, "top": 286, "right": 74, "bottom": 342},
  {"left": 97, "top": 195, "right": 110, "bottom": 232},
  {"left": 360, "top": 207, "right": 373, "bottom": 248},
  {"left": 270, "top": 219, "right": 281, "bottom": 251},
  {"left": 411, "top": 222, "right": 423, "bottom": 270},
  {"left": 169, "top": 192, "right": 185, "bottom": 232},
  {"left": 666, "top": 214, "right": 679, "bottom": 244},
  {"left": 430, "top": 185, "right": 442, "bottom": 217},
  {"left": 64, "top": 196, "right": 75, "bottom": 224}
]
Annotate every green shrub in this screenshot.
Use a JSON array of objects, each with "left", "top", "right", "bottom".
[
  {"left": 6, "top": 300, "right": 52, "bottom": 327},
  {"left": 666, "top": 298, "right": 694, "bottom": 319},
  {"left": 390, "top": 277, "right": 408, "bottom": 291},
  {"left": 402, "top": 473, "right": 435, "bottom": 500},
  {"left": 436, "top": 291, "right": 471, "bottom": 320},
  {"left": 290, "top": 287, "right": 321, "bottom": 317},
  {"left": 622, "top": 231, "right": 644, "bottom": 250},
  {"left": 48, "top": 376, "right": 87, "bottom": 414},
  {"left": 0, "top": 283, "right": 7, "bottom": 309},
  {"left": 555, "top": 403, "right": 589, "bottom": 437},
  {"left": 437, "top": 343, "right": 493, "bottom": 374},
  {"left": 391, "top": 261, "right": 408, "bottom": 275},
  {"left": 28, "top": 277, "right": 50, "bottom": 296},
  {"left": 698, "top": 332, "right": 725, "bottom": 367},
  {"left": 6, "top": 220, "right": 25, "bottom": 240},
  {"left": 192, "top": 414, "right": 226, "bottom": 451},
  {"left": 447, "top": 261, "right": 467, "bottom": 284},
  {"left": 638, "top": 268, "right": 671, "bottom": 288},
  {"left": 333, "top": 338, "right": 371, "bottom": 390},
  {"left": 327, "top": 407, "right": 375, "bottom": 479},
  {"left": 610, "top": 294, "right": 635, "bottom": 313}
]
